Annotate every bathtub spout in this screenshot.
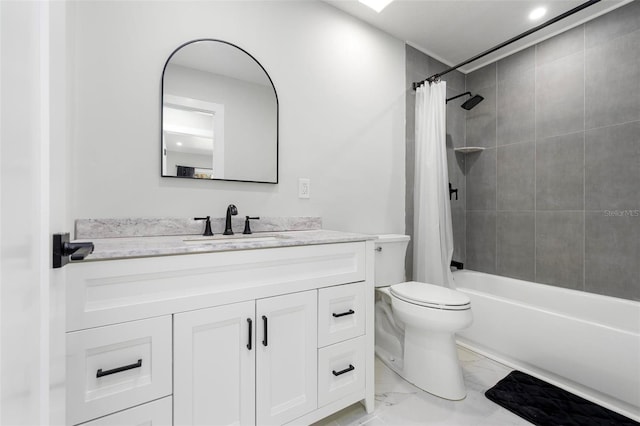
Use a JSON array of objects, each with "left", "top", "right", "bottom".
[{"left": 451, "top": 260, "right": 464, "bottom": 270}]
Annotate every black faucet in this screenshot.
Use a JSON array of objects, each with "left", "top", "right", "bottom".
[
  {"left": 243, "top": 216, "right": 260, "bottom": 234},
  {"left": 194, "top": 216, "right": 213, "bottom": 236},
  {"left": 224, "top": 204, "right": 238, "bottom": 235}
]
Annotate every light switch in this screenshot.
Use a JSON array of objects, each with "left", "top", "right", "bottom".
[{"left": 298, "top": 178, "right": 310, "bottom": 199}]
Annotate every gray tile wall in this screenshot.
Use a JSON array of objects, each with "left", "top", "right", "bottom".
[
  {"left": 464, "top": 1, "right": 640, "bottom": 301},
  {"left": 405, "top": 45, "right": 466, "bottom": 280}
]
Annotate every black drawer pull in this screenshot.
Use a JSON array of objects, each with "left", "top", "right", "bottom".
[
  {"left": 247, "top": 318, "right": 253, "bottom": 350},
  {"left": 332, "top": 364, "right": 355, "bottom": 376},
  {"left": 262, "top": 315, "right": 268, "bottom": 347},
  {"left": 332, "top": 309, "right": 355, "bottom": 318},
  {"left": 96, "top": 359, "right": 142, "bottom": 378}
]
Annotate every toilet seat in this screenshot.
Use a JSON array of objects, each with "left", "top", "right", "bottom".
[{"left": 390, "top": 281, "right": 470, "bottom": 311}]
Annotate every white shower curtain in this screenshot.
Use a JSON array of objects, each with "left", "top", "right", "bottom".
[{"left": 413, "top": 81, "right": 454, "bottom": 287}]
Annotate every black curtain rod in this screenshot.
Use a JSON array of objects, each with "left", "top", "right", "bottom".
[{"left": 413, "top": 0, "right": 601, "bottom": 89}]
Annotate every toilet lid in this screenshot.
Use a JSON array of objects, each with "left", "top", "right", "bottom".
[{"left": 390, "top": 281, "right": 471, "bottom": 310}]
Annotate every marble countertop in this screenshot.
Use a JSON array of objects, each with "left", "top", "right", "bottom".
[
  {"left": 76, "top": 229, "right": 376, "bottom": 261},
  {"left": 75, "top": 216, "right": 323, "bottom": 239}
]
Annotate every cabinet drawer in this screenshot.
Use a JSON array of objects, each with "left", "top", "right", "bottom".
[
  {"left": 67, "top": 316, "right": 172, "bottom": 425},
  {"left": 318, "top": 282, "right": 365, "bottom": 347},
  {"left": 78, "top": 396, "right": 172, "bottom": 426},
  {"left": 318, "top": 336, "right": 366, "bottom": 408}
]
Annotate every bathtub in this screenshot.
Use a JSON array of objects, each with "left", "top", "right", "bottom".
[{"left": 453, "top": 270, "right": 640, "bottom": 421}]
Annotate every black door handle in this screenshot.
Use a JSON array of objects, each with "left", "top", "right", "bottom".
[
  {"left": 262, "top": 315, "right": 268, "bottom": 347},
  {"left": 53, "top": 233, "right": 95, "bottom": 268},
  {"left": 65, "top": 241, "right": 95, "bottom": 260},
  {"left": 332, "top": 364, "right": 355, "bottom": 376},
  {"left": 96, "top": 359, "right": 142, "bottom": 378},
  {"left": 332, "top": 309, "right": 355, "bottom": 318},
  {"left": 247, "top": 318, "right": 252, "bottom": 350}
]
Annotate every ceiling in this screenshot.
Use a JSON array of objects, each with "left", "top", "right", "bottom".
[{"left": 325, "top": 0, "right": 630, "bottom": 73}]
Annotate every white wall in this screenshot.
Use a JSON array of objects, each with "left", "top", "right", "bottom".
[{"left": 69, "top": 0, "right": 406, "bottom": 234}]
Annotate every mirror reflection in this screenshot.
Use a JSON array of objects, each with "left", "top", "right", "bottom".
[{"left": 162, "top": 39, "right": 278, "bottom": 183}]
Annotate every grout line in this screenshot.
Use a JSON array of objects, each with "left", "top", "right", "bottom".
[
  {"left": 495, "top": 64, "right": 498, "bottom": 274},
  {"left": 463, "top": 76, "right": 468, "bottom": 265},
  {"left": 535, "top": 120, "right": 639, "bottom": 143},
  {"left": 535, "top": 118, "right": 640, "bottom": 147},
  {"left": 586, "top": 118, "right": 640, "bottom": 132},
  {"left": 583, "top": 25, "right": 587, "bottom": 293},
  {"left": 468, "top": 209, "right": 587, "bottom": 213},
  {"left": 497, "top": 139, "right": 535, "bottom": 148},
  {"left": 464, "top": 73, "right": 469, "bottom": 266},
  {"left": 534, "top": 43, "right": 538, "bottom": 283},
  {"left": 536, "top": 128, "right": 585, "bottom": 143}
]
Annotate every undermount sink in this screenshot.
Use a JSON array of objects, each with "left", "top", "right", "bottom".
[{"left": 183, "top": 235, "right": 279, "bottom": 245}]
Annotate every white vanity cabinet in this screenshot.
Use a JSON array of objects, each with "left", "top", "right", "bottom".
[
  {"left": 174, "top": 301, "right": 256, "bottom": 426},
  {"left": 256, "top": 290, "right": 318, "bottom": 425},
  {"left": 66, "top": 240, "right": 374, "bottom": 426},
  {"left": 174, "top": 291, "right": 318, "bottom": 426}
]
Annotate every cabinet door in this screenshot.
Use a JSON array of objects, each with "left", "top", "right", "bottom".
[
  {"left": 174, "top": 301, "right": 255, "bottom": 426},
  {"left": 256, "top": 291, "right": 318, "bottom": 425}
]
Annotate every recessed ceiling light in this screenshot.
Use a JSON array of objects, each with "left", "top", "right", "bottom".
[
  {"left": 529, "top": 7, "right": 547, "bottom": 21},
  {"left": 176, "top": 142, "right": 183, "bottom": 146},
  {"left": 358, "top": 0, "right": 394, "bottom": 13}
]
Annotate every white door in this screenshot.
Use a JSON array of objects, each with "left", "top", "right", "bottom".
[
  {"left": 174, "top": 301, "right": 256, "bottom": 426},
  {"left": 256, "top": 291, "right": 318, "bottom": 426},
  {"left": 1, "top": 2, "right": 66, "bottom": 425}
]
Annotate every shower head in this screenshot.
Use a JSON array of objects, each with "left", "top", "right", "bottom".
[
  {"left": 461, "top": 94, "right": 484, "bottom": 110},
  {"left": 445, "top": 92, "right": 484, "bottom": 110}
]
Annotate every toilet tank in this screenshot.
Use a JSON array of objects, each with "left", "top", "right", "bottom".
[{"left": 374, "top": 234, "right": 410, "bottom": 287}]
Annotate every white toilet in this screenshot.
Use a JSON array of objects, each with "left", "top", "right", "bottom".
[{"left": 374, "top": 234, "right": 472, "bottom": 400}]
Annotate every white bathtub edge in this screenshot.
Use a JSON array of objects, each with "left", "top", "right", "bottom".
[{"left": 456, "top": 338, "right": 640, "bottom": 423}]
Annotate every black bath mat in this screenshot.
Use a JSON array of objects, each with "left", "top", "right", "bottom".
[{"left": 485, "top": 370, "right": 639, "bottom": 426}]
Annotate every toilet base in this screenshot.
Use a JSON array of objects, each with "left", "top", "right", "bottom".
[
  {"left": 403, "top": 325, "right": 467, "bottom": 400},
  {"left": 374, "top": 287, "right": 471, "bottom": 401}
]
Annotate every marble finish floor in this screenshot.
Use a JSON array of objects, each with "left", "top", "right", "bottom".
[{"left": 313, "top": 346, "right": 531, "bottom": 426}]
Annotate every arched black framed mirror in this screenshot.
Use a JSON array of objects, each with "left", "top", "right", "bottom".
[{"left": 161, "top": 39, "right": 278, "bottom": 183}]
